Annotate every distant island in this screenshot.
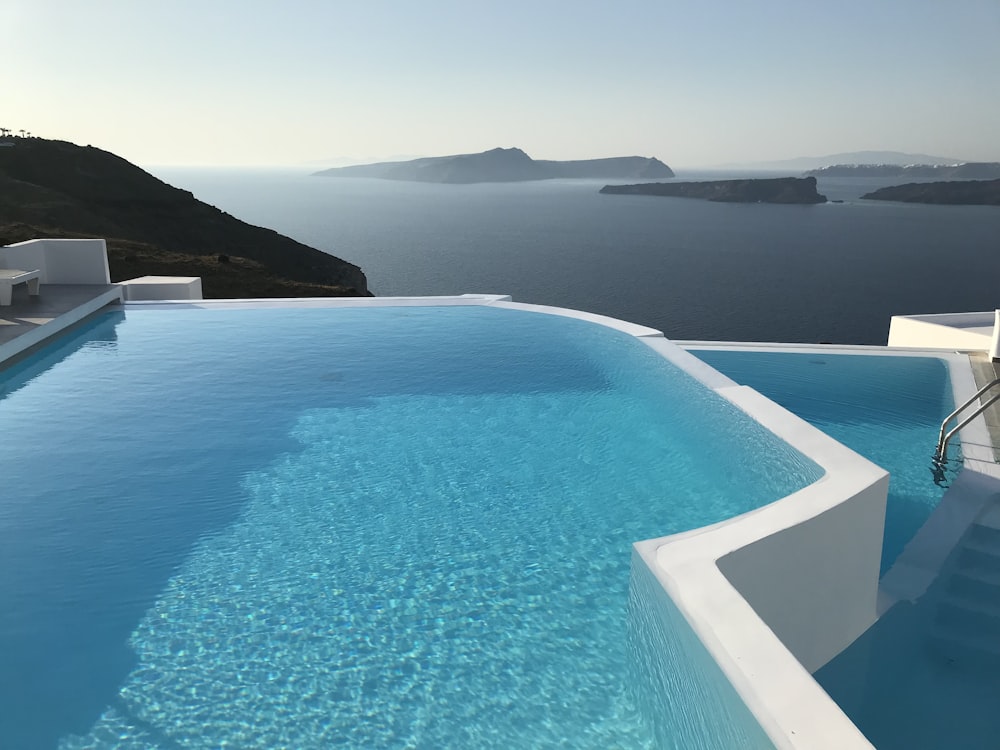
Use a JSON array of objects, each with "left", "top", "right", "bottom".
[
  {"left": 0, "top": 137, "right": 368, "bottom": 297},
  {"left": 861, "top": 179, "right": 1000, "bottom": 205},
  {"left": 718, "top": 150, "right": 961, "bottom": 171},
  {"left": 600, "top": 177, "right": 827, "bottom": 204},
  {"left": 806, "top": 162, "right": 1000, "bottom": 179},
  {"left": 313, "top": 147, "right": 674, "bottom": 184}
]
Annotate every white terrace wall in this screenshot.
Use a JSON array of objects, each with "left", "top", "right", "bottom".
[
  {"left": 0, "top": 238, "right": 111, "bottom": 284},
  {"left": 887, "top": 312, "right": 993, "bottom": 351},
  {"left": 716, "top": 471, "right": 888, "bottom": 672},
  {"left": 120, "top": 276, "right": 204, "bottom": 301}
]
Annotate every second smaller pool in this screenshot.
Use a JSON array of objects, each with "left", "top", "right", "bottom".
[{"left": 688, "top": 348, "right": 959, "bottom": 574}]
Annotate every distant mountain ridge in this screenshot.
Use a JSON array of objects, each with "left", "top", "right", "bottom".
[
  {"left": 721, "top": 151, "right": 963, "bottom": 171},
  {"left": 314, "top": 147, "right": 674, "bottom": 184},
  {"left": 806, "top": 162, "right": 1000, "bottom": 179}
]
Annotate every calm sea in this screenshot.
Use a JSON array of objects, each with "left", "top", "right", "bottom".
[{"left": 151, "top": 167, "right": 1000, "bottom": 345}]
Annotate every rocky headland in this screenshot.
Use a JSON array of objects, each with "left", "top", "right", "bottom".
[
  {"left": 314, "top": 147, "right": 674, "bottom": 184},
  {"left": 861, "top": 179, "right": 1000, "bottom": 205},
  {"left": 600, "top": 176, "right": 827, "bottom": 204},
  {"left": 807, "top": 162, "right": 1000, "bottom": 179},
  {"left": 0, "top": 138, "right": 369, "bottom": 297}
]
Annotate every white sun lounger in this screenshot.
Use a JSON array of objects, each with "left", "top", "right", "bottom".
[{"left": 0, "top": 269, "right": 41, "bottom": 306}]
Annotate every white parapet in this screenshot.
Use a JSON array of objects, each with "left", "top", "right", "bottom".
[
  {"left": 120, "top": 276, "right": 204, "bottom": 301},
  {"left": 0, "top": 238, "right": 111, "bottom": 284},
  {"left": 887, "top": 312, "right": 994, "bottom": 351},
  {"left": 990, "top": 310, "right": 1000, "bottom": 360},
  {"left": 631, "top": 362, "right": 889, "bottom": 749}
]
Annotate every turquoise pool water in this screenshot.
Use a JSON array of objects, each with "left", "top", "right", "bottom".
[
  {"left": 0, "top": 305, "right": 820, "bottom": 749},
  {"left": 689, "top": 349, "right": 958, "bottom": 574}
]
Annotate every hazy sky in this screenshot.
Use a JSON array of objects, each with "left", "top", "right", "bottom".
[{"left": 8, "top": 0, "right": 1000, "bottom": 167}]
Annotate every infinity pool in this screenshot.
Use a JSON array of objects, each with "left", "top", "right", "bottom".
[{"left": 0, "top": 305, "right": 820, "bottom": 749}]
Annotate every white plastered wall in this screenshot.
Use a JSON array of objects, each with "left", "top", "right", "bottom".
[
  {"left": 0, "top": 238, "right": 111, "bottom": 284},
  {"left": 632, "top": 341, "right": 890, "bottom": 750},
  {"left": 887, "top": 312, "right": 993, "bottom": 350},
  {"left": 120, "top": 276, "right": 204, "bottom": 301}
]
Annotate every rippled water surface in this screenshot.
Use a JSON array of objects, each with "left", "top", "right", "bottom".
[{"left": 0, "top": 305, "right": 821, "bottom": 749}]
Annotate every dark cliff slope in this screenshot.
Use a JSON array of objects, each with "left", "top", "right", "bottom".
[
  {"left": 600, "top": 177, "right": 827, "bottom": 204},
  {"left": 861, "top": 179, "right": 1000, "bottom": 205},
  {"left": 0, "top": 138, "right": 368, "bottom": 296},
  {"left": 315, "top": 147, "right": 674, "bottom": 183}
]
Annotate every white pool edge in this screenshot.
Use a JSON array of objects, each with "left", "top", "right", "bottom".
[
  {"left": 639, "top": 343, "right": 890, "bottom": 749},
  {"left": 0, "top": 287, "right": 123, "bottom": 364}
]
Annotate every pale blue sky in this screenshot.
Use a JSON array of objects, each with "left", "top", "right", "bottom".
[{"left": 7, "top": 0, "right": 1000, "bottom": 167}]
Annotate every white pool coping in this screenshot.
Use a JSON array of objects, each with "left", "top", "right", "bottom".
[
  {"left": 13, "top": 295, "right": 991, "bottom": 749},
  {"left": 0, "top": 286, "right": 123, "bottom": 364}
]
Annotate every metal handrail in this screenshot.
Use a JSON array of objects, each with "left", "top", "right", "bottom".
[{"left": 935, "top": 376, "right": 1000, "bottom": 459}]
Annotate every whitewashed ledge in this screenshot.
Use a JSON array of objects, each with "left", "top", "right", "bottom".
[
  {"left": 887, "top": 311, "right": 995, "bottom": 351},
  {"left": 122, "top": 293, "right": 512, "bottom": 310},
  {"left": 632, "top": 389, "right": 887, "bottom": 749},
  {"left": 119, "top": 276, "right": 203, "bottom": 301},
  {"left": 0, "top": 285, "right": 123, "bottom": 365}
]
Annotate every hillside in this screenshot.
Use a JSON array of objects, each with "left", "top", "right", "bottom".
[
  {"left": 0, "top": 138, "right": 368, "bottom": 297},
  {"left": 314, "top": 147, "right": 674, "bottom": 184}
]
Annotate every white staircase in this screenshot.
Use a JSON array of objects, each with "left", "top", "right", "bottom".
[{"left": 927, "top": 509, "right": 1000, "bottom": 669}]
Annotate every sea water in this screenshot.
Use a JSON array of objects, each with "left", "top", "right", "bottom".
[{"left": 151, "top": 166, "right": 1000, "bottom": 345}]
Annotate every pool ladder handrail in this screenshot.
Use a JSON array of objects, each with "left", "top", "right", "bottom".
[{"left": 935, "top": 376, "right": 1000, "bottom": 460}]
